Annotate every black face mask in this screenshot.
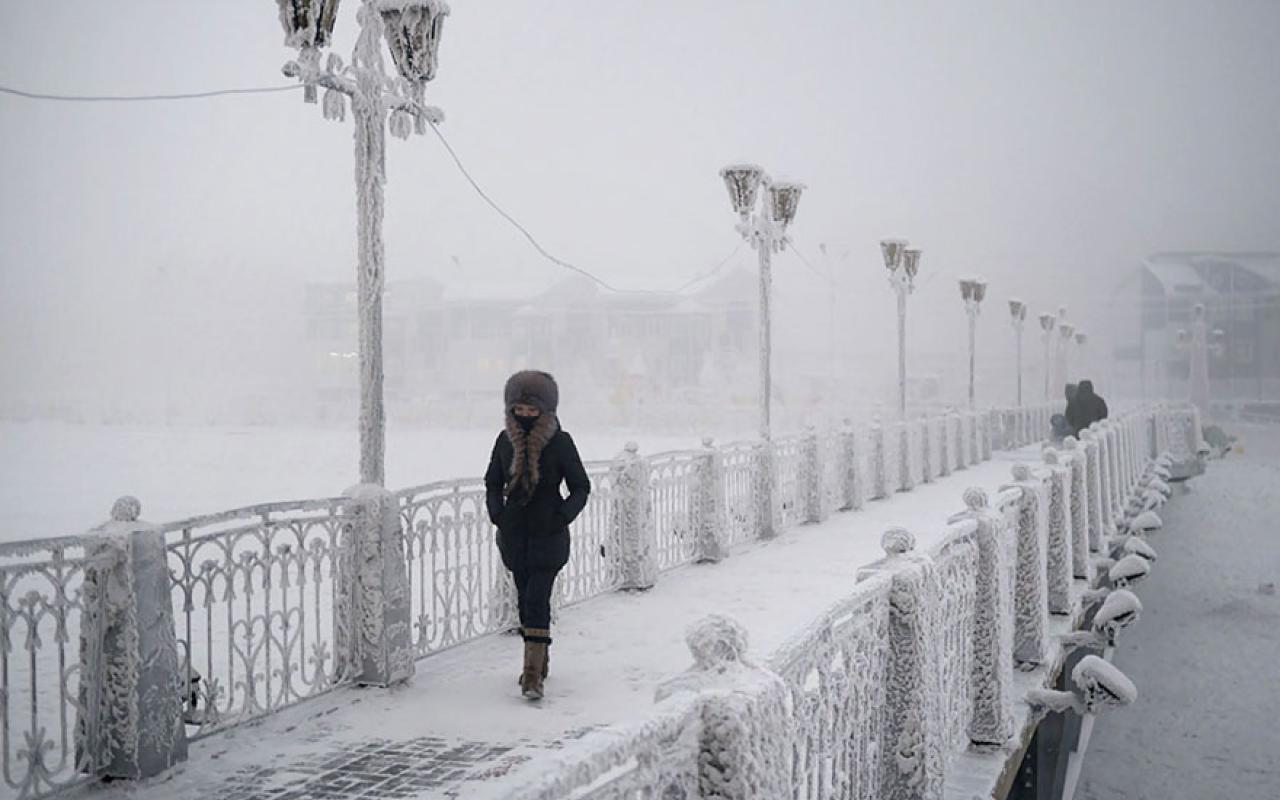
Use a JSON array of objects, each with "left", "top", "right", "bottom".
[{"left": 516, "top": 414, "right": 539, "bottom": 433}]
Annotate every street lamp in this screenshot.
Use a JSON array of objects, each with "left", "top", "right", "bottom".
[
  {"left": 1058, "top": 322, "right": 1076, "bottom": 387},
  {"left": 959, "top": 278, "right": 987, "bottom": 408},
  {"left": 719, "top": 164, "right": 804, "bottom": 441},
  {"left": 1039, "top": 312, "right": 1056, "bottom": 401},
  {"left": 1008, "top": 299, "right": 1028, "bottom": 406},
  {"left": 881, "top": 239, "right": 921, "bottom": 418},
  {"left": 1176, "top": 304, "right": 1225, "bottom": 420},
  {"left": 275, "top": 0, "right": 449, "bottom": 486},
  {"left": 1074, "top": 330, "right": 1088, "bottom": 378}
]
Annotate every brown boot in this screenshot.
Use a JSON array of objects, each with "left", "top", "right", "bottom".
[
  {"left": 520, "top": 641, "right": 547, "bottom": 700},
  {"left": 516, "top": 630, "right": 550, "bottom": 684},
  {"left": 520, "top": 627, "right": 551, "bottom": 700}
]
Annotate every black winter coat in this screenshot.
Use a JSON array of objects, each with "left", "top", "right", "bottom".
[
  {"left": 485, "top": 428, "right": 591, "bottom": 572},
  {"left": 1065, "top": 381, "right": 1108, "bottom": 436}
]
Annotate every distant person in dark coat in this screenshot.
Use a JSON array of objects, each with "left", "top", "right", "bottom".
[
  {"left": 1050, "top": 383, "right": 1078, "bottom": 440},
  {"left": 485, "top": 370, "right": 590, "bottom": 701},
  {"left": 1066, "top": 379, "right": 1108, "bottom": 436}
]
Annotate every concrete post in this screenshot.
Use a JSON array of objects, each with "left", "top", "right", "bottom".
[
  {"left": 695, "top": 437, "right": 729, "bottom": 563},
  {"left": 804, "top": 426, "right": 827, "bottom": 523},
  {"left": 77, "top": 497, "right": 187, "bottom": 780},
  {"left": 898, "top": 422, "right": 915, "bottom": 493},
  {"left": 871, "top": 419, "right": 889, "bottom": 500},
  {"left": 864, "top": 529, "right": 944, "bottom": 800},
  {"left": 338, "top": 485, "right": 414, "bottom": 686},
  {"left": 920, "top": 416, "right": 934, "bottom": 484},
  {"left": 1041, "top": 451, "right": 1074, "bottom": 615},
  {"left": 611, "top": 442, "right": 657, "bottom": 588},
  {"left": 939, "top": 413, "right": 952, "bottom": 478},
  {"left": 839, "top": 420, "right": 863, "bottom": 511},
  {"left": 1004, "top": 465, "right": 1050, "bottom": 667},
  {"left": 959, "top": 489, "right": 1015, "bottom": 746}
]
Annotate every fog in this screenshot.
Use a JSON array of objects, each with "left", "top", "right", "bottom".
[{"left": 2, "top": 0, "right": 1279, "bottom": 430}]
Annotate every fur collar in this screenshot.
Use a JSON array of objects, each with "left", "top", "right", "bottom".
[{"left": 503, "top": 412, "right": 560, "bottom": 501}]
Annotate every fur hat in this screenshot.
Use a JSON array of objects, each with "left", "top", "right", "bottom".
[{"left": 504, "top": 370, "right": 559, "bottom": 414}]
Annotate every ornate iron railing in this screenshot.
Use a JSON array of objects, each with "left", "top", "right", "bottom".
[
  {"left": 721, "top": 441, "right": 759, "bottom": 546},
  {"left": 161, "top": 499, "right": 349, "bottom": 740},
  {"left": 1, "top": 535, "right": 121, "bottom": 799},
  {"left": 396, "top": 479, "right": 505, "bottom": 656},
  {"left": 647, "top": 452, "right": 702, "bottom": 572},
  {"left": 774, "top": 436, "right": 808, "bottom": 528},
  {"left": 769, "top": 574, "right": 892, "bottom": 800}
]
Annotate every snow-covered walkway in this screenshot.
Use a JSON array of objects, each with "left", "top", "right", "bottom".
[
  {"left": 1079, "top": 424, "right": 1280, "bottom": 800},
  {"left": 82, "top": 446, "right": 1040, "bottom": 800}
]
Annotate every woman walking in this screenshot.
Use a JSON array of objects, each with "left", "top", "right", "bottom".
[{"left": 485, "top": 370, "right": 591, "bottom": 700}]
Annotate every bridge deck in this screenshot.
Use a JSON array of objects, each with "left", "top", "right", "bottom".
[{"left": 77, "top": 447, "right": 1042, "bottom": 800}]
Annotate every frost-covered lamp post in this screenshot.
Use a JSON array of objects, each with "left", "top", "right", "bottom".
[
  {"left": 718, "top": 164, "right": 804, "bottom": 441},
  {"left": 1176, "top": 304, "right": 1224, "bottom": 420},
  {"left": 276, "top": 0, "right": 449, "bottom": 486},
  {"left": 881, "top": 240, "right": 921, "bottom": 418},
  {"left": 1008, "top": 299, "right": 1027, "bottom": 406},
  {"left": 1057, "top": 322, "right": 1076, "bottom": 391},
  {"left": 959, "top": 278, "right": 986, "bottom": 408},
  {"left": 1039, "top": 312, "right": 1056, "bottom": 401},
  {"left": 1075, "top": 330, "right": 1085, "bottom": 381}
]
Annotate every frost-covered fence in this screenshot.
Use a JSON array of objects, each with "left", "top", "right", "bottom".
[
  {"left": 500, "top": 403, "right": 1183, "bottom": 800},
  {"left": 0, "top": 400, "right": 1128, "bottom": 797},
  {"left": 0, "top": 535, "right": 119, "bottom": 799},
  {"left": 162, "top": 498, "right": 351, "bottom": 739}
]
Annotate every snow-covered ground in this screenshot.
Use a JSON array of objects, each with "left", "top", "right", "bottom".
[
  {"left": 0, "top": 421, "right": 704, "bottom": 541},
  {"left": 1080, "top": 423, "right": 1280, "bottom": 800}
]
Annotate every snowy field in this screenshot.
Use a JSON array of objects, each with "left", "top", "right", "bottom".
[{"left": 0, "top": 421, "right": 707, "bottom": 541}]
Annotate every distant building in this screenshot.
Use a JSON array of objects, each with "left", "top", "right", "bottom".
[
  {"left": 1109, "top": 252, "right": 1280, "bottom": 405},
  {"left": 302, "top": 269, "right": 759, "bottom": 423}
]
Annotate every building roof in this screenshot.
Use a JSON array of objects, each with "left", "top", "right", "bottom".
[{"left": 1142, "top": 252, "right": 1280, "bottom": 296}]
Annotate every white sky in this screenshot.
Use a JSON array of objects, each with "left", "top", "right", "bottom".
[{"left": 1, "top": 0, "right": 1278, "bottom": 410}]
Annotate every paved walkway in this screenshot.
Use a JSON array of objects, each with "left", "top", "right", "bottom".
[
  {"left": 1080, "top": 424, "right": 1280, "bottom": 800},
  {"left": 84, "top": 449, "right": 1038, "bottom": 800}
]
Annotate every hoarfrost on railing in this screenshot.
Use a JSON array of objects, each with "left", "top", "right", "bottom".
[
  {"left": 0, "top": 535, "right": 121, "bottom": 798},
  {"left": 648, "top": 452, "right": 703, "bottom": 572},
  {"left": 162, "top": 499, "right": 348, "bottom": 739},
  {"left": 768, "top": 575, "right": 892, "bottom": 800}
]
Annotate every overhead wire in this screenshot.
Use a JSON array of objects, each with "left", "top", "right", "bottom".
[{"left": 0, "top": 79, "right": 742, "bottom": 298}]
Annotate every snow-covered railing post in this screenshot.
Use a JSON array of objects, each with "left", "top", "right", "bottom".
[
  {"left": 1080, "top": 430, "right": 1105, "bottom": 555},
  {"left": 695, "top": 437, "right": 729, "bottom": 563},
  {"left": 1107, "top": 422, "right": 1125, "bottom": 523},
  {"left": 337, "top": 484, "right": 415, "bottom": 687},
  {"left": 938, "top": 414, "right": 952, "bottom": 478},
  {"left": 898, "top": 421, "right": 915, "bottom": 493},
  {"left": 754, "top": 439, "right": 782, "bottom": 539},
  {"left": 980, "top": 411, "right": 993, "bottom": 461},
  {"left": 611, "top": 443, "right": 657, "bottom": 589},
  {"left": 953, "top": 410, "right": 968, "bottom": 471},
  {"left": 1041, "top": 450, "right": 1074, "bottom": 615},
  {"left": 871, "top": 418, "right": 889, "bottom": 500},
  {"left": 838, "top": 419, "right": 863, "bottom": 511},
  {"left": 920, "top": 415, "right": 934, "bottom": 484},
  {"left": 654, "top": 615, "right": 790, "bottom": 800},
  {"left": 803, "top": 426, "right": 826, "bottom": 524},
  {"left": 957, "top": 488, "right": 1015, "bottom": 746},
  {"left": 858, "top": 529, "right": 943, "bottom": 800},
  {"left": 77, "top": 497, "right": 188, "bottom": 780},
  {"left": 968, "top": 412, "right": 982, "bottom": 464},
  {"left": 1003, "top": 465, "right": 1050, "bottom": 667},
  {"left": 1090, "top": 423, "right": 1117, "bottom": 543},
  {"left": 1062, "top": 438, "right": 1091, "bottom": 580}
]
